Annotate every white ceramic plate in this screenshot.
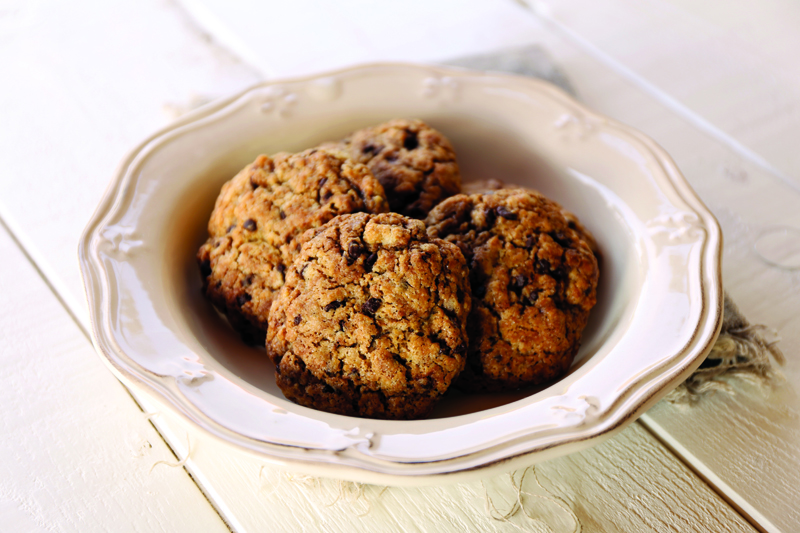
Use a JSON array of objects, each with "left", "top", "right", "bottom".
[{"left": 79, "top": 63, "right": 722, "bottom": 485}]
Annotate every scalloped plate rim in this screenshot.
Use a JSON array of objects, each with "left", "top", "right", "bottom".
[{"left": 78, "top": 62, "right": 723, "bottom": 485}]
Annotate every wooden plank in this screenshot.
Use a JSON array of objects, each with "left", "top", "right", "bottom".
[
  {"left": 153, "top": 407, "right": 755, "bottom": 533},
  {"left": 0, "top": 224, "right": 229, "bottom": 532},
  {"left": 177, "top": 0, "right": 550, "bottom": 78},
  {"left": 0, "top": 0, "right": 263, "bottom": 328},
  {"left": 644, "top": 384, "right": 800, "bottom": 533},
  {"left": 525, "top": 0, "right": 800, "bottom": 188}
]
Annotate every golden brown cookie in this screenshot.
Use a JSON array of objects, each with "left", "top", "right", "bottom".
[
  {"left": 197, "top": 149, "right": 389, "bottom": 345},
  {"left": 267, "top": 212, "right": 472, "bottom": 419},
  {"left": 425, "top": 189, "right": 599, "bottom": 392},
  {"left": 323, "top": 119, "right": 462, "bottom": 218},
  {"left": 462, "top": 179, "right": 599, "bottom": 256}
]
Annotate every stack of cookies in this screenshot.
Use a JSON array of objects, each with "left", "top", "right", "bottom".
[{"left": 198, "top": 119, "right": 599, "bottom": 419}]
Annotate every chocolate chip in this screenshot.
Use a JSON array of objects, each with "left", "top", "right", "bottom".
[
  {"left": 364, "top": 252, "right": 378, "bottom": 272},
  {"left": 316, "top": 177, "right": 330, "bottom": 202},
  {"left": 199, "top": 259, "right": 211, "bottom": 278},
  {"left": 276, "top": 263, "right": 285, "bottom": 274},
  {"left": 250, "top": 177, "right": 259, "bottom": 189},
  {"left": 483, "top": 207, "right": 497, "bottom": 227},
  {"left": 528, "top": 289, "right": 542, "bottom": 304},
  {"left": 226, "top": 224, "right": 236, "bottom": 233},
  {"left": 553, "top": 231, "right": 571, "bottom": 247},
  {"left": 346, "top": 242, "right": 363, "bottom": 265},
  {"left": 454, "top": 342, "right": 467, "bottom": 354},
  {"left": 293, "top": 315, "right": 302, "bottom": 325},
  {"left": 495, "top": 206, "right": 518, "bottom": 220},
  {"left": 510, "top": 275, "right": 526, "bottom": 292},
  {"left": 324, "top": 300, "right": 345, "bottom": 312},
  {"left": 441, "top": 307, "right": 458, "bottom": 322},
  {"left": 403, "top": 130, "right": 418, "bottom": 151},
  {"left": 385, "top": 152, "right": 398, "bottom": 162},
  {"left": 236, "top": 293, "right": 251, "bottom": 306},
  {"left": 279, "top": 210, "right": 286, "bottom": 220},
  {"left": 428, "top": 334, "right": 452, "bottom": 356},
  {"left": 537, "top": 258, "right": 552, "bottom": 272},
  {"left": 361, "top": 298, "right": 381, "bottom": 316},
  {"left": 362, "top": 143, "right": 381, "bottom": 155},
  {"left": 243, "top": 219, "right": 257, "bottom": 231}
]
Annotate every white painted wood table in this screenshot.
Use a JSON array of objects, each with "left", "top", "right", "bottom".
[{"left": 2, "top": 1, "right": 798, "bottom": 531}]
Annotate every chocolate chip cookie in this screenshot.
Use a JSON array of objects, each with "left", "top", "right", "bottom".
[
  {"left": 267, "top": 212, "right": 471, "bottom": 419},
  {"left": 425, "top": 189, "right": 599, "bottom": 392},
  {"left": 323, "top": 119, "right": 462, "bottom": 218},
  {"left": 462, "top": 179, "right": 599, "bottom": 256},
  {"left": 197, "top": 149, "right": 389, "bottom": 345}
]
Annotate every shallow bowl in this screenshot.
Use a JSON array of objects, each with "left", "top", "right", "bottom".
[{"left": 79, "top": 63, "right": 723, "bottom": 485}]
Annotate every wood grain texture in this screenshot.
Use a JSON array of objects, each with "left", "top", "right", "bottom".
[
  {"left": 644, "top": 383, "right": 800, "bottom": 533},
  {"left": 177, "top": 0, "right": 550, "bottom": 78},
  {"left": 0, "top": 0, "right": 263, "bottom": 328},
  {"left": 0, "top": 226, "right": 229, "bottom": 533},
  {"left": 151, "top": 408, "right": 755, "bottom": 533},
  {"left": 528, "top": 0, "right": 800, "bottom": 189}
]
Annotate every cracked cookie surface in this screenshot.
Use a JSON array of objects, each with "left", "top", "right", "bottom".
[
  {"left": 462, "top": 179, "right": 600, "bottom": 256},
  {"left": 197, "top": 149, "right": 388, "bottom": 345},
  {"left": 267, "top": 212, "right": 471, "bottom": 419},
  {"left": 425, "top": 189, "right": 599, "bottom": 392},
  {"left": 323, "top": 119, "right": 462, "bottom": 218}
]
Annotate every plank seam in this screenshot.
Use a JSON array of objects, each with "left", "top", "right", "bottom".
[{"left": 638, "top": 417, "right": 771, "bottom": 533}]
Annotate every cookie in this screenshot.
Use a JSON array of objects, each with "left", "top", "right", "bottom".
[
  {"left": 266, "top": 212, "right": 471, "bottom": 419},
  {"left": 462, "top": 179, "right": 599, "bottom": 256},
  {"left": 323, "top": 119, "right": 462, "bottom": 218},
  {"left": 197, "top": 149, "right": 389, "bottom": 345},
  {"left": 425, "top": 189, "right": 599, "bottom": 392}
]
